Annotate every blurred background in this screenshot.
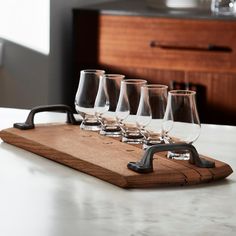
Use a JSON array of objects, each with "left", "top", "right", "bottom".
[
  {"left": 0, "top": 0, "right": 118, "bottom": 109},
  {"left": 0, "top": 0, "right": 235, "bottom": 126}
]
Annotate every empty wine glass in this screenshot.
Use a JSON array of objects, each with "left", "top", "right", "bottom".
[
  {"left": 99, "top": 74, "right": 125, "bottom": 137},
  {"left": 75, "top": 69, "right": 108, "bottom": 131},
  {"left": 162, "top": 90, "right": 201, "bottom": 160},
  {"left": 116, "top": 79, "right": 147, "bottom": 144},
  {"left": 136, "top": 84, "right": 168, "bottom": 149}
]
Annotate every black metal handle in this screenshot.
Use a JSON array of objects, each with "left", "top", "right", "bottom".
[
  {"left": 13, "top": 104, "right": 81, "bottom": 130},
  {"left": 150, "top": 41, "right": 232, "bottom": 53},
  {"left": 127, "top": 143, "right": 215, "bottom": 174}
]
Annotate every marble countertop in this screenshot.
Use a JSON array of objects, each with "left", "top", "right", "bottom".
[
  {"left": 0, "top": 107, "right": 236, "bottom": 236},
  {"left": 76, "top": 0, "right": 236, "bottom": 20}
]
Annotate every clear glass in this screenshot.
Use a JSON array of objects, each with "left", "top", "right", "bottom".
[
  {"left": 211, "top": 0, "right": 236, "bottom": 15},
  {"left": 99, "top": 74, "right": 125, "bottom": 137},
  {"left": 136, "top": 84, "right": 168, "bottom": 149},
  {"left": 74, "top": 69, "right": 108, "bottom": 131},
  {"left": 162, "top": 90, "right": 201, "bottom": 160},
  {"left": 116, "top": 79, "right": 147, "bottom": 144}
]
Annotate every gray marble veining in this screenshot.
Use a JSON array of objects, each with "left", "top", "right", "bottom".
[{"left": 0, "top": 108, "right": 236, "bottom": 236}]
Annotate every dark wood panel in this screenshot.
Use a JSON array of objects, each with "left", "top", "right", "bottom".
[
  {"left": 98, "top": 64, "right": 184, "bottom": 83},
  {"left": 186, "top": 71, "right": 236, "bottom": 124}
]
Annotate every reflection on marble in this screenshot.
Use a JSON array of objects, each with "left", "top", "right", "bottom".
[{"left": 0, "top": 108, "right": 236, "bottom": 236}]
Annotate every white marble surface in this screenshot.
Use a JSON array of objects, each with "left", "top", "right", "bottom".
[{"left": 0, "top": 107, "right": 236, "bottom": 236}]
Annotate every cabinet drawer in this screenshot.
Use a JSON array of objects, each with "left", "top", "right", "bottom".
[{"left": 98, "top": 15, "right": 236, "bottom": 73}]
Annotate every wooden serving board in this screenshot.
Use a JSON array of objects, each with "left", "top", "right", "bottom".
[{"left": 0, "top": 124, "right": 233, "bottom": 188}]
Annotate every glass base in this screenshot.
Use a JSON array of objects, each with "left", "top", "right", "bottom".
[
  {"left": 80, "top": 120, "right": 101, "bottom": 131},
  {"left": 212, "top": 8, "right": 236, "bottom": 15},
  {"left": 142, "top": 139, "right": 164, "bottom": 150},
  {"left": 122, "top": 133, "right": 144, "bottom": 144},
  {"left": 167, "top": 150, "right": 190, "bottom": 160},
  {"left": 100, "top": 126, "right": 121, "bottom": 137}
]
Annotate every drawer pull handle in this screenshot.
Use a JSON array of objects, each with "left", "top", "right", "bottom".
[{"left": 150, "top": 41, "right": 232, "bottom": 53}]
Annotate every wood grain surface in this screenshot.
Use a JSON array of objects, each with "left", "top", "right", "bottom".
[
  {"left": 98, "top": 15, "right": 236, "bottom": 73},
  {"left": 0, "top": 124, "right": 233, "bottom": 188}
]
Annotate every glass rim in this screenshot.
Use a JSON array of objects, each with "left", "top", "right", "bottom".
[
  {"left": 169, "top": 90, "right": 196, "bottom": 96},
  {"left": 122, "top": 79, "right": 147, "bottom": 84},
  {"left": 81, "top": 69, "right": 105, "bottom": 74},
  {"left": 142, "top": 84, "right": 168, "bottom": 90},
  {"left": 104, "top": 74, "right": 125, "bottom": 79}
]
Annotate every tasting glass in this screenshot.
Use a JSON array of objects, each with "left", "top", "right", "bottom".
[
  {"left": 75, "top": 69, "right": 108, "bottom": 131},
  {"left": 211, "top": 0, "right": 236, "bottom": 15},
  {"left": 99, "top": 74, "right": 125, "bottom": 137},
  {"left": 136, "top": 84, "right": 168, "bottom": 149},
  {"left": 162, "top": 90, "right": 201, "bottom": 160},
  {"left": 116, "top": 79, "right": 147, "bottom": 144}
]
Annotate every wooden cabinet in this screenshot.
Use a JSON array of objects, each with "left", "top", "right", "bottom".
[
  {"left": 98, "top": 15, "right": 236, "bottom": 73},
  {"left": 73, "top": 3, "right": 236, "bottom": 125}
]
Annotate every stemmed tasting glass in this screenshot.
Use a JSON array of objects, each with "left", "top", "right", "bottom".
[
  {"left": 75, "top": 69, "right": 108, "bottom": 131},
  {"left": 99, "top": 74, "right": 125, "bottom": 137},
  {"left": 162, "top": 90, "right": 201, "bottom": 160},
  {"left": 116, "top": 79, "right": 147, "bottom": 144},
  {"left": 136, "top": 84, "right": 168, "bottom": 149}
]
